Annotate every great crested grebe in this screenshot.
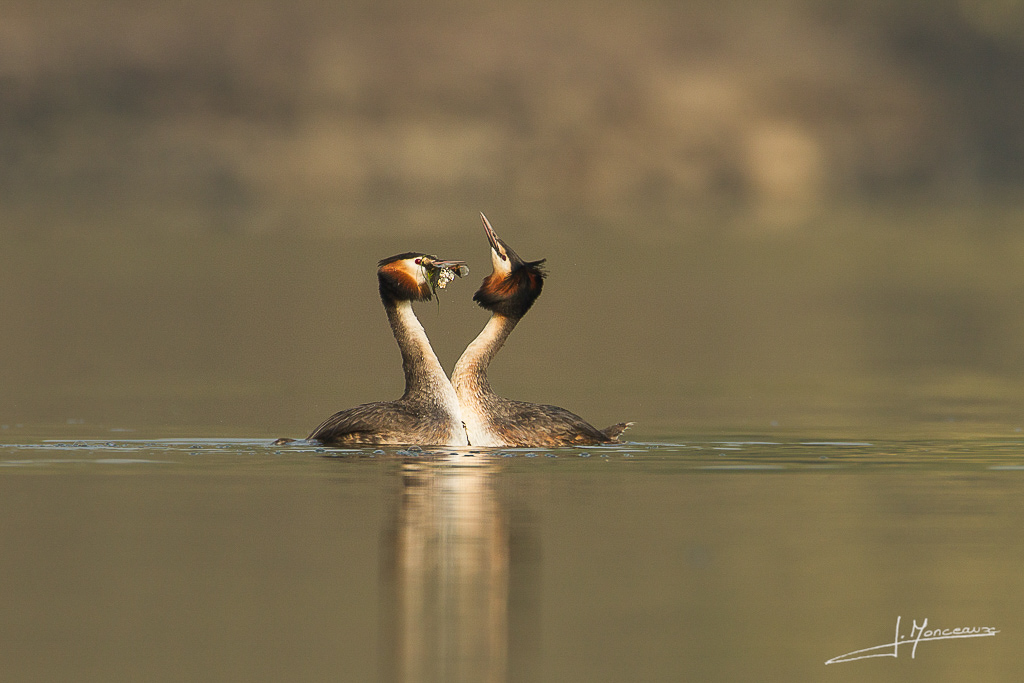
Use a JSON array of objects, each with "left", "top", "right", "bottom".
[
  {"left": 306, "top": 253, "right": 470, "bottom": 446},
  {"left": 451, "top": 214, "right": 632, "bottom": 447}
]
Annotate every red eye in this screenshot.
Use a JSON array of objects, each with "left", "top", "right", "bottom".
[{"left": 414, "top": 258, "right": 421, "bottom": 264}]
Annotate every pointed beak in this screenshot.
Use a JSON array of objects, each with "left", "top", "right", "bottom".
[
  {"left": 480, "top": 212, "right": 523, "bottom": 266},
  {"left": 481, "top": 213, "right": 503, "bottom": 256}
]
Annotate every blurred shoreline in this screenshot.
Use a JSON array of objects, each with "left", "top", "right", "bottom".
[{"left": 4, "top": 0, "right": 1024, "bottom": 237}]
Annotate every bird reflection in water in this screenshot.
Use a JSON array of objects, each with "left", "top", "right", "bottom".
[{"left": 381, "top": 454, "right": 538, "bottom": 683}]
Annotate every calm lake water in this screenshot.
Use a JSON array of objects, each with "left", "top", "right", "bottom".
[
  {"left": 1, "top": 432, "right": 1020, "bottom": 682},
  {"left": 3, "top": 213, "right": 1024, "bottom": 680}
]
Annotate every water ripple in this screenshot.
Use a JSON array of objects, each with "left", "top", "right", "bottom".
[{"left": 0, "top": 435, "right": 1022, "bottom": 472}]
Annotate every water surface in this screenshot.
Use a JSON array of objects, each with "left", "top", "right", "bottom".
[{"left": 2, "top": 433, "right": 1020, "bottom": 682}]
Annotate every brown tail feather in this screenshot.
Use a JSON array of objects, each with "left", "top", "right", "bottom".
[{"left": 601, "top": 422, "right": 634, "bottom": 440}]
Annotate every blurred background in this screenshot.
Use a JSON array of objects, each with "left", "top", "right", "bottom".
[{"left": 3, "top": 0, "right": 1024, "bottom": 436}]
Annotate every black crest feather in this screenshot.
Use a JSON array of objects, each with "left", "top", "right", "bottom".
[{"left": 473, "top": 259, "right": 546, "bottom": 318}]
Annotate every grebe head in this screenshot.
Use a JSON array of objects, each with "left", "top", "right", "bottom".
[
  {"left": 473, "top": 213, "right": 546, "bottom": 318},
  {"left": 378, "top": 252, "right": 469, "bottom": 305}
]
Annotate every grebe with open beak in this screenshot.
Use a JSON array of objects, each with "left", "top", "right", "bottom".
[{"left": 306, "top": 253, "right": 470, "bottom": 446}]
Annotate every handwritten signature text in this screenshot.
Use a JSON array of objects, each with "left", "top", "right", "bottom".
[{"left": 826, "top": 616, "right": 998, "bottom": 665}]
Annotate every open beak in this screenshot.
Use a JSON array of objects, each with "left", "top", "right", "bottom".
[
  {"left": 427, "top": 259, "right": 470, "bottom": 279},
  {"left": 420, "top": 256, "right": 469, "bottom": 294}
]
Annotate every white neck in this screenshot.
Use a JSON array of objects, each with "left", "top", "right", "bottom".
[
  {"left": 453, "top": 315, "right": 517, "bottom": 391},
  {"left": 387, "top": 300, "right": 464, "bottom": 433},
  {"left": 452, "top": 314, "right": 518, "bottom": 446}
]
